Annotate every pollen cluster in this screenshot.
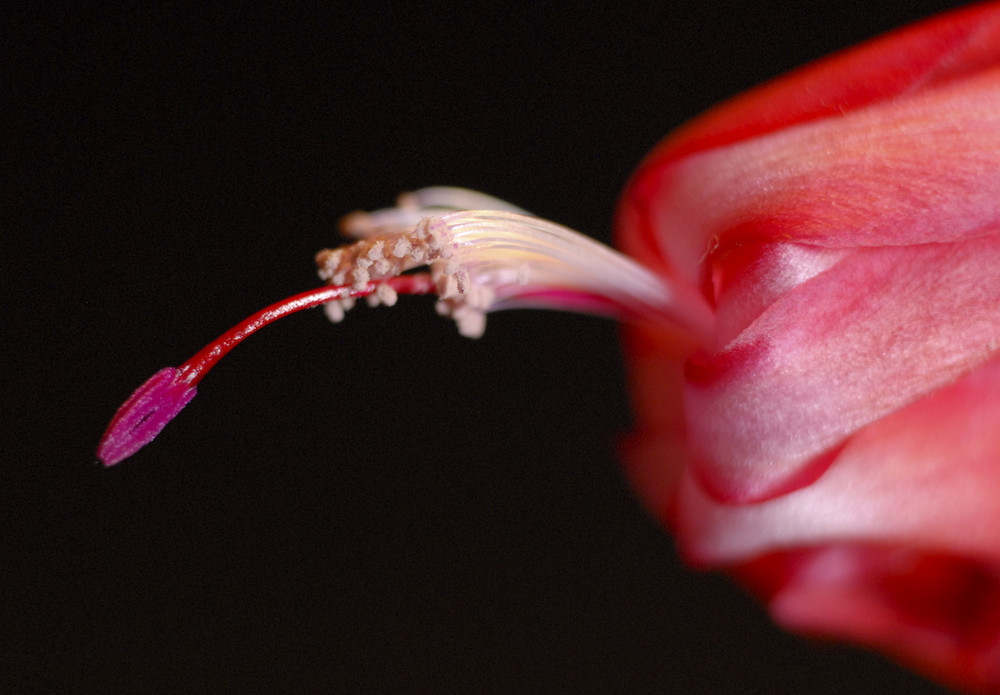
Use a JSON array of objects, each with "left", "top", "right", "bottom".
[{"left": 315, "top": 216, "right": 493, "bottom": 338}]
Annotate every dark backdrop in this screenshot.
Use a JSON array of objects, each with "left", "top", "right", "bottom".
[{"left": 6, "top": 2, "right": 966, "bottom": 693}]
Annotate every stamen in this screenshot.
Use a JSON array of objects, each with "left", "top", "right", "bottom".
[
  {"left": 376, "top": 283, "right": 398, "bottom": 307},
  {"left": 317, "top": 189, "right": 714, "bottom": 339},
  {"left": 98, "top": 187, "right": 712, "bottom": 467},
  {"left": 339, "top": 187, "right": 530, "bottom": 239}
]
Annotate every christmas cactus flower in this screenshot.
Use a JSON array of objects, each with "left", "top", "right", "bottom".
[
  {"left": 618, "top": 2, "right": 1000, "bottom": 691},
  {"left": 98, "top": 2, "right": 1000, "bottom": 691}
]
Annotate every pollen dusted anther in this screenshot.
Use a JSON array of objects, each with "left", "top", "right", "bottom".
[
  {"left": 315, "top": 213, "right": 490, "bottom": 337},
  {"left": 312, "top": 187, "right": 698, "bottom": 340}
]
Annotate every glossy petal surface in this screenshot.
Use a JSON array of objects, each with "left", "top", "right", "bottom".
[{"left": 617, "top": 3, "right": 1000, "bottom": 691}]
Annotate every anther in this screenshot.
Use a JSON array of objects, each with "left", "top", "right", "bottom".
[
  {"left": 324, "top": 301, "right": 346, "bottom": 323},
  {"left": 392, "top": 237, "right": 412, "bottom": 258},
  {"left": 351, "top": 267, "right": 370, "bottom": 290},
  {"left": 376, "top": 283, "right": 398, "bottom": 307}
]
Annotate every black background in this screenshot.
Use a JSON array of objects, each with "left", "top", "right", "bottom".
[{"left": 6, "top": 2, "right": 968, "bottom": 693}]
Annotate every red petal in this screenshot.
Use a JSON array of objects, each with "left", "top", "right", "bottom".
[
  {"left": 741, "top": 548, "right": 1000, "bottom": 693},
  {"left": 621, "top": 69, "right": 1000, "bottom": 288},
  {"left": 617, "top": 2, "right": 1000, "bottom": 275},
  {"left": 643, "top": 3, "right": 1000, "bottom": 164}
]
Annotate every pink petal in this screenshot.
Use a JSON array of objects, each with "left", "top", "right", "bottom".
[
  {"left": 684, "top": 234, "right": 1000, "bottom": 502},
  {"left": 650, "top": 356, "right": 1000, "bottom": 688},
  {"left": 615, "top": 4, "right": 1000, "bottom": 690},
  {"left": 673, "top": 354, "right": 1000, "bottom": 565}
]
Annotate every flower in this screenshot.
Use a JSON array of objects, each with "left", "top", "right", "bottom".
[
  {"left": 616, "top": 3, "right": 1000, "bottom": 691},
  {"left": 97, "top": 3, "right": 1000, "bottom": 691}
]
